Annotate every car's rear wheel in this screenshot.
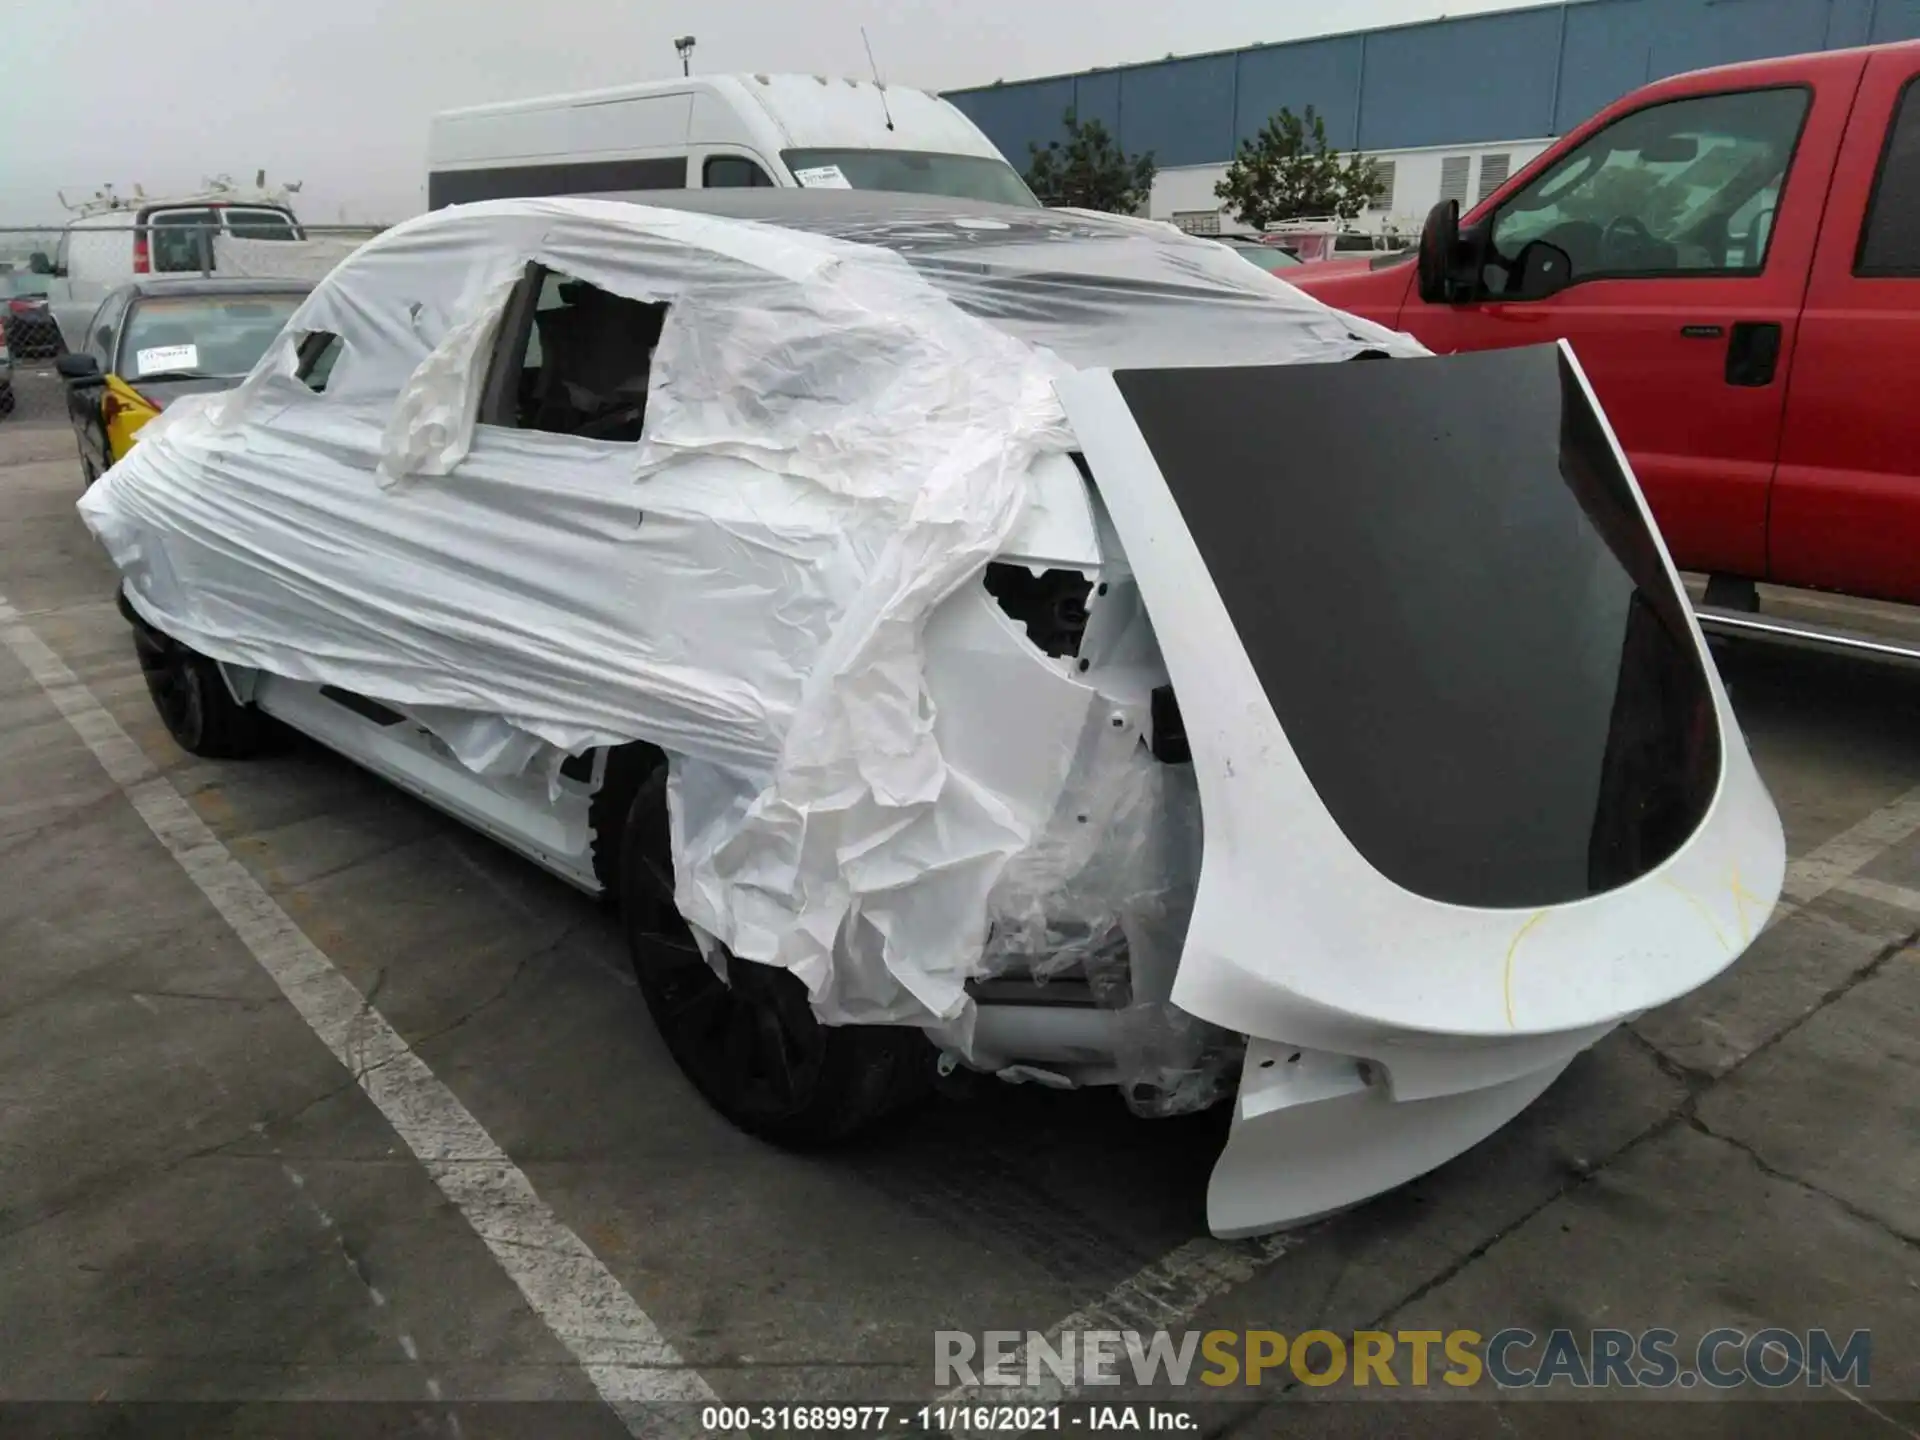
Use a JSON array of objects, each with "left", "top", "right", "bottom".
[
  {"left": 132, "top": 620, "right": 270, "bottom": 759},
  {"left": 607, "top": 750, "right": 932, "bottom": 1146}
]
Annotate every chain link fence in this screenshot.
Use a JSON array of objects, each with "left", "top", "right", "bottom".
[{"left": 0, "top": 220, "right": 386, "bottom": 429}]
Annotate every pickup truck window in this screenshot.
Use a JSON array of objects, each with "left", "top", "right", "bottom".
[
  {"left": 1490, "top": 87, "right": 1809, "bottom": 285},
  {"left": 1858, "top": 76, "right": 1920, "bottom": 277}
]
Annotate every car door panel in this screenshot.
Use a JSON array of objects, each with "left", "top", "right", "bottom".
[
  {"left": 1770, "top": 55, "right": 1920, "bottom": 603},
  {"left": 1415, "top": 281, "right": 1807, "bottom": 577}
]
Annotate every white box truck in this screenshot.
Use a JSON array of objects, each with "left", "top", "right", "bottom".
[{"left": 427, "top": 73, "right": 1038, "bottom": 209}]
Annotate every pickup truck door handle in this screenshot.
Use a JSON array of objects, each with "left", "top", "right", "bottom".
[{"left": 1725, "top": 321, "right": 1783, "bottom": 387}]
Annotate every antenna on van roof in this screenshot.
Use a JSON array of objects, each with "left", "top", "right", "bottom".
[{"left": 861, "top": 27, "right": 895, "bottom": 131}]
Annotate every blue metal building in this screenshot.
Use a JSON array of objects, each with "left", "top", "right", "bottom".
[{"left": 945, "top": 0, "right": 1920, "bottom": 173}]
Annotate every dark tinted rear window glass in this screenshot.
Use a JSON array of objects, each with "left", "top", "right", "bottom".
[
  {"left": 1858, "top": 76, "right": 1920, "bottom": 276},
  {"left": 1111, "top": 345, "right": 1720, "bottom": 909},
  {"left": 427, "top": 157, "right": 688, "bottom": 209}
]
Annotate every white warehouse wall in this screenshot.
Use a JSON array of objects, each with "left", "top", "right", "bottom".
[{"left": 1151, "top": 138, "right": 1555, "bottom": 235}]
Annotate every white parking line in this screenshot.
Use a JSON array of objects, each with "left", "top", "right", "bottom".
[
  {"left": 0, "top": 596, "right": 714, "bottom": 1432},
  {"left": 1835, "top": 873, "right": 1920, "bottom": 918},
  {"left": 1771, "top": 784, "right": 1920, "bottom": 925}
]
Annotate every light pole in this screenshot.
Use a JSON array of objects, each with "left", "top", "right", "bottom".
[{"left": 675, "top": 35, "right": 696, "bottom": 76}]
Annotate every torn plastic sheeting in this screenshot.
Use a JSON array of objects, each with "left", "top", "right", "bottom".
[
  {"left": 81, "top": 198, "right": 1069, "bottom": 1031},
  {"left": 77, "top": 195, "right": 1415, "bottom": 1041}
]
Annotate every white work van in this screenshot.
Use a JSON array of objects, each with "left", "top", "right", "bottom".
[
  {"left": 427, "top": 73, "right": 1038, "bottom": 209},
  {"left": 35, "top": 193, "right": 308, "bottom": 351}
]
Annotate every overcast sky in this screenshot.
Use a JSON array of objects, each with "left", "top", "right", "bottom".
[{"left": 4, "top": 0, "right": 1539, "bottom": 224}]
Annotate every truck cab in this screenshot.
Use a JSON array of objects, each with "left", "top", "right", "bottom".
[{"left": 1290, "top": 41, "right": 1920, "bottom": 612}]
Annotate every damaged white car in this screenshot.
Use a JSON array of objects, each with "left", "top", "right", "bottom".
[{"left": 78, "top": 192, "right": 1785, "bottom": 1237}]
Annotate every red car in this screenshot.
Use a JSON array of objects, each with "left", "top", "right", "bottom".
[{"left": 1291, "top": 40, "right": 1920, "bottom": 634}]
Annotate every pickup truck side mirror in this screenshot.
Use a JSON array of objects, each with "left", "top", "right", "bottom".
[
  {"left": 55, "top": 353, "right": 102, "bottom": 382},
  {"left": 28, "top": 252, "right": 53, "bottom": 276},
  {"left": 1418, "top": 199, "right": 1467, "bottom": 304}
]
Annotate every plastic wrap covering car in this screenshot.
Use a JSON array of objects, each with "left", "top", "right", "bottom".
[
  {"left": 75, "top": 194, "right": 1784, "bottom": 1233},
  {"left": 75, "top": 198, "right": 1404, "bottom": 1047},
  {"left": 597, "top": 191, "right": 1423, "bottom": 372}
]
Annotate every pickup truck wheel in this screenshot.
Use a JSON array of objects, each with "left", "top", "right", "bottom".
[
  {"left": 614, "top": 759, "right": 931, "bottom": 1146},
  {"left": 132, "top": 623, "right": 269, "bottom": 759}
]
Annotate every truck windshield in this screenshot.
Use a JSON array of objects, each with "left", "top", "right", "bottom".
[{"left": 781, "top": 149, "right": 1039, "bottom": 207}]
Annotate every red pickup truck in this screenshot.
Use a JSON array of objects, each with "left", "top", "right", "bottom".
[{"left": 1290, "top": 40, "right": 1920, "bottom": 642}]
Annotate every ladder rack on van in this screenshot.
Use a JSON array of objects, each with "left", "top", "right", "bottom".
[{"left": 58, "top": 176, "right": 303, "bottom": 217}]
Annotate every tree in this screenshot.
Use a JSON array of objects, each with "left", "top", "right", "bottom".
[
  {"left": 1025, "top": 110, "right": 1157, "bottom": 215},
  {"left": 1214, "top": 106, "right": 1385, "bottom": 231}
]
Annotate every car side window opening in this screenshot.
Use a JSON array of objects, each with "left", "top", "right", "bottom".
[
  {"left": 1857, "top": 75, "right": 1920, "bottom": 276},
  {"left": 703, "top": 155, "right": 775, "bottom": 188},
  {"left": 484, "top": 266, "right": 668, "bottom": 442},
  {"left": 1488, "top": 87, "right": 1810, "bottom": 289},
  {"left": 294, "top": 331, "right": 345, "bottom": 393}
]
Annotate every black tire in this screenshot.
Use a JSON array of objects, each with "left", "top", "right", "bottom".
[
  {"left": 605, "top": 749, "right": 931, "bottom": 1147},
  {"left": 131, "top": 620, "right": 270, "bottom": 759},
  {"left": 80, "top": 453, "right": 99, "bottom": 488}
]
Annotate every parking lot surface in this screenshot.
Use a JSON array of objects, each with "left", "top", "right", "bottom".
[{"left": 1, "top": 412, "right": 1916, "bottom": 1437}]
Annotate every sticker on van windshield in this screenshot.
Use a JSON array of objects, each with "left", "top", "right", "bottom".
[
  {"left": 136, "top": 343, "right": 199, "bottom": 375},
  {"left": 793, "top": 165, "right": 852, "bottom": 190}
]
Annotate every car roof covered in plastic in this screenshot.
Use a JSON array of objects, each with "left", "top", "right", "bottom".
[
  {"left": 589, "top": 189, "right": 1414, "bottom": 370},
  {"left": 589, "top": 188, "right": 1162, "bottom": 245}
]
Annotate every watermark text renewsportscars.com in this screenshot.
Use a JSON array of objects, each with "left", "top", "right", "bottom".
[{"left": 935, "top": 1327, "right": 1872, "bottom": 1391}]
